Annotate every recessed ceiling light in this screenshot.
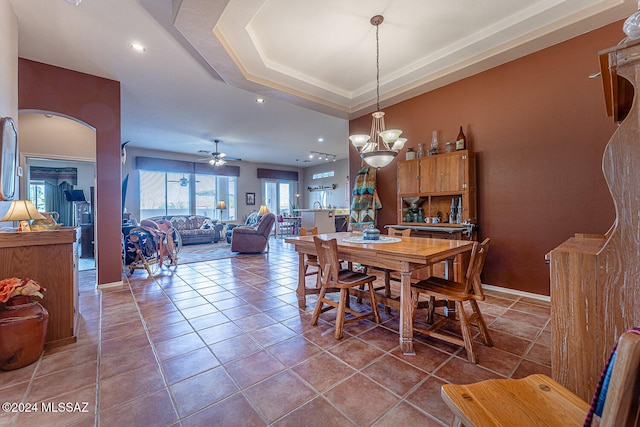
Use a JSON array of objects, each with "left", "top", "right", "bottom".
[
  {"left": 65, "top": 0, "right": 81, "bottom": 5},
  {"left": 317, "top": 138, "right": 324, "bottom": 142},
  {"left": 129, "top": 42, "right": 147, "bottom": 53},
  {"left": 256, "top": 98, "right": 265, "bottom": 104}
]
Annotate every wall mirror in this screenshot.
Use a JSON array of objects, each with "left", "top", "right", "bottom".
[{"left": 0, "top": 117, "right": 18, "bottom": 200}]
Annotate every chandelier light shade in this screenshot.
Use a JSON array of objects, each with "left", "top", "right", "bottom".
[{"left": 349, "top": 15, "right": 404, "bottom": 169}]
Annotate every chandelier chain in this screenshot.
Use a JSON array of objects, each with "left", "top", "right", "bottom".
[{"left": 376, "top": 22, "right": 380, "bottom": 112}]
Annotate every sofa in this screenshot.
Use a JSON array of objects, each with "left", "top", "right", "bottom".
[
  {"left": 145, "top": 215, "right": 223, "bottom": 245},
  {"left": 230, "top": 212, "right": 276, "bottom": 253}
]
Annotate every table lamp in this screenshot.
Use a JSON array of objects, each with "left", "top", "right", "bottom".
[
  {"left": 216, "top": 200, "right": 226, "bottom": 220},
  {"left": 258, "top": 205, "right": 269, "bottom": 216},
  {"left": 0, "top": 200, "right": 45, "bottom": 232}
]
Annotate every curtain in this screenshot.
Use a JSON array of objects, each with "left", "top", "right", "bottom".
[{"left": 46, "top": 182, "right": 74, "bottom": 226}]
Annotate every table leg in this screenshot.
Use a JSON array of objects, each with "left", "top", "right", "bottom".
[
  {"left": 399, "top": 266, "right": 415, "bottom": 355},
  {"left": 296, "top": 252, "right": 306, "bottom": 309},
  {"left": 444, "top": 257, "right": 456, "bottom": 319}
]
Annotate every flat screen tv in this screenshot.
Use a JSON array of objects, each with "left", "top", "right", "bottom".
[{"left": 64, "top": 189, "right": 86, "bottom": 202}]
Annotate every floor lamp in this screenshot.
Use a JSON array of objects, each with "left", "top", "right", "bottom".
[{"left": 217, "top": 200, "right": 226, "bottom": 221}]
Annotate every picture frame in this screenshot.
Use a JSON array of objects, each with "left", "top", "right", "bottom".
[{"left": 246, "top": 192, "right": 255, "bottom": 205}]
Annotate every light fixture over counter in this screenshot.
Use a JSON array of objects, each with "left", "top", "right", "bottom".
[
  {"left": 349, "top": 15, "right": 406, "bottom": 169},
  {"left": 309, "top": 151, "right": 336, "bottom": 162}
]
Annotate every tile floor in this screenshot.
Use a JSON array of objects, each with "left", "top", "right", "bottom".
[{"left": 0, "top": 238, "right": 551, "bottom": 427}]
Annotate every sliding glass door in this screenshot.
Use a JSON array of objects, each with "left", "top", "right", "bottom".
[{"left": 263, "top": 180, "right": 293, "bottom": 216}]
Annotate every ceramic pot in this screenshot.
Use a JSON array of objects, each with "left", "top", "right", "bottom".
[{"left": 0, "top": 295, "right": 49, "bottom": 370}]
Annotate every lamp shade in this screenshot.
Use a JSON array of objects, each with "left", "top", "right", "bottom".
[
  {"left": 216, "top": 200, "right": 226, "bottom": 210},
  {"left": 258, "top": 205, "right": 269, "bottom": 216},
  {"left": 0, "top": 200, "right": 45, "bottom": 222}
]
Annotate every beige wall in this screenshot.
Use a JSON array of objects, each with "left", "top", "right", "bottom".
[
  {"left": 0, "top": 0, "right": 18, "bottom": 218},
  {"left": 303, "top": 159, "right": 349, "bottom": 210}
]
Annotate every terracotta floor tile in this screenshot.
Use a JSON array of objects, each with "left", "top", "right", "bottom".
[
  {"left": 26, "top": 360, "right": 97, "bottom": 402},
  {"left": 36, "top": 342, "right": 98, "bottom": 378},
  {"left": 98, "top": 388, "right": 178, "bottom": 426},
  {"left": 17, "top": 384, "right": 96, "bottom": 427},
  {"left": 224, "top": 350, "right": 286, "bottom": 389},
  {"left": 362, "top": 355, "right": 428, "bottom": 396},
  {"left": 292, "top": 352, "right": 356, "bottom": 392},
  {"left": 511, "top": 358, "right": 552, "bottom": 379},
  {"left": 489, "top": 317, "right": 542, "bottom": 341},
  {"left": 98, "top": 362, "right": 166, "bottom": 412},
  {"left": 188, "top": 311, "right": 230, "bottom": 330},
  {"left": 245, "top": 370, "right": 317, "bottom": 422},
  {"left": 233, "top": 313, "right": 278, "bottom": 332},
  {"left": 434, "top": 356, "right": 502, "bottom": 385},
  {"left": 197, "top": 321, "right": 245, "bottom": 345},
  {"left": 249, "top": 323, "right": 298, "bottom": 347},
  {"left": 328, "top": 337, "right": 385, "bottom": 370},
  {"left": 100, "top": 329, "right": 151, "bottom": 358},
  {"left": 323, "top": 373, "right": 397, "bottom": 426},
  {"left": 0, "top": 240, "right": 553, "bottom": 425},
  {"left": 181, "top": 393, "right": 265, "bottom": 427},
  {"left": 99, "top": 345, "right": 157, "bottom": 380},
  {"left": 169, "top": 366, "right": 239, "bottom": 417},
  {"left": 374, "top": 401, "right": 443, "bottom": 426},
  {"left": 147, "top": 319, "right": 195, "bottom": 343},
  {"left": 272, "top": 396, "right": 355, "bottom": 426},
  {"left": 154, "top": 332, "right": 206, "bottom": 361},
  {"left": 208, "top": 335, "right": 263, "bottom": 364},
  {"left": 407, "top": 376, "right": 457, "bottom": 425},
  {"left": 267, "top": 335, "right": 322, "bottom": 366},
  {"left": 357, "top": 325, "right": 402, "bottom": 352},
  {"left": 161, "top": 347, "right": 220, "bottom": 384}
]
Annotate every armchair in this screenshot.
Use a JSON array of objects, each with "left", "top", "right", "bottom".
[{"left": 230, "top": 213, "right": 276, "bottom": 253}]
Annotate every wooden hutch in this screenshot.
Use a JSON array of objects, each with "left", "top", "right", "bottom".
[
  {"left": 394, "top": 149, "right": 477, "bottom": 240},
  {"left": 548, "top": 39, "right": 640, "bottom": 401}
]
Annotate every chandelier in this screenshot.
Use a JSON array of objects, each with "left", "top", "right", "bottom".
[{"left": 349, "top": 15, "right": 406, "bottom": 169}]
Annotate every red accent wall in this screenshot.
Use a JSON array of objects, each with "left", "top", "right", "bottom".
[
  {"left": 19, "top": 59, "right": 122, "bottom": 287},
  {"left": 350, "top": 22, "right": 622, "bottom": 295}
]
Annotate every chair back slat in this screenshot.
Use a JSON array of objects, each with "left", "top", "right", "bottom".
[
  {"left": 299, "top": 227, "right": 318, "bottom": 236},
  {"left": 463, "top": 238, "right": 490, "bottom": 299},
  {"left": 314, "top": 237, "right": 341, "bottom": 285},
  {"left": 600, "top": 330, "right": 640, "bottom": 426}
]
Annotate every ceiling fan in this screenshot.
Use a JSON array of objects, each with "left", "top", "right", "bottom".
[{"left": 198, "top": 139, "right": 241, "bottom": 166}]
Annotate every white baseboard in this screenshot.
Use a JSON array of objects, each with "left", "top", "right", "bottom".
[
  {"left": 97, "top": 280, "right": 124, "bottom": 289},
  {"left": 483, "top": 284, "right": 550, "bottom": 303}
]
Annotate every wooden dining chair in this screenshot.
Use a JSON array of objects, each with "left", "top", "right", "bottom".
[
  {"left": 440, "top": 329, "right": 640, "bottom": 426},
  {"left": 411, "top": 237, "right": 492, "bottom": 363},
  {"left": 311, "top": 236, "right": 380, "bottom": 339},
  {"left": 299, "top": 227, "right": 321, "bottom": 286}
]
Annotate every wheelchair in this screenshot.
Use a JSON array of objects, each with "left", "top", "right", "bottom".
[{"left": 123, "top": 219, "right": 182, "bottom": 276}]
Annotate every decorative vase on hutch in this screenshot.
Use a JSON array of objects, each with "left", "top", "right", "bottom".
[{"left": 0, "top": 295, "right": 49, "bottom": 370}]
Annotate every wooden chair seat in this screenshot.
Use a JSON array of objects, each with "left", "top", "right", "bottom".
[
  {"left": 311, "top": 236, "right": 380, "bottom": 339},
  {"left": 411, "top": 238, "right": 492, "bottom": 363},
  {"left": 441, "top": 329, "right": 640, "bottom": 427}
]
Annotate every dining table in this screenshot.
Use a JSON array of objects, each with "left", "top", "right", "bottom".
[{"left": 284, "top": 231, "right": 475, "bottom": 355}]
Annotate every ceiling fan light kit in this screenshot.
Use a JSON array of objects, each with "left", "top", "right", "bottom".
[
  {"left": 349, "top": 15, "right": 403, "bottom": 169},
  {"left": 199, "top": 140, "right": 241, "bottom": 166}
]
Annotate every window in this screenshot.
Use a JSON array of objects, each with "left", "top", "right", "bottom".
[
  {"left": 139, "top": 171, "right": 236, "bottom": 220},
  {"left": 195, "top": 174, "right": 236, "bottom": 221},
  {"left": 263, "top": 179, "right": 294, "bottom": 216},
  {"left": 312, "top": 171, "right": 334, "bottom": 179},
  {"left": 29, "top": 181, "right": 46, "bottom": 210}
]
